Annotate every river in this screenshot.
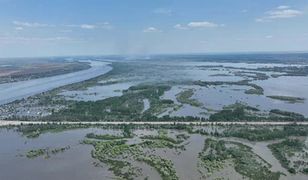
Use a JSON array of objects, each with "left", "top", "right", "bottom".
[{"left": 0, "top": 61, "right": 112, "bottom": 105}]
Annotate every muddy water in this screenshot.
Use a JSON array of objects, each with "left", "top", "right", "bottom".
[
  {"left": 0, "top": 128, "right": 117, "bottom": 180},
  {"left": 1, "top": 127, "right": 308, "bottom": 180},
  {"left": 221, "top": 137, "right": 308, "bottom": 180}
]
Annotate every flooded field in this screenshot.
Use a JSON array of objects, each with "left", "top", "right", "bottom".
[
  {"left": 1, "top": 125, "right": 308, "bottom": 180},
  {"left": 1, "top": 54, "right": 308, "bottom": 120}
]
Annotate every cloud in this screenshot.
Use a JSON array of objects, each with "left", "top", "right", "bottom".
[
  {"left": 60, "top": 29, "right": 73, "bottom": 33},
  {"left": 277, "top": 5, "right": 290, "bottom": 10},
  {"left": 81, "top": 24, "right": 96, "bottom": 29},
  {"left": 267, "top": 9, "right": 302, "bottom": 19},
  {"left": 174, "top": 21, "right": 223, "bottom": 30},
  {"left": 174, "top": 24, "right": 188, "bottom": 30},
  {"left": 13, "top": 21, "right": 53, "bottom": 27},
  {"left": 153, "top": 8, "right": 173, "bottom": 15},
  {"left": 0, "top": 36, "right": 72, "bottom": 43},
  {"left": 265, "top": 35, "right": 273, "bottom": 39},
  {"left": 97, "top": 22, "right": 113, "bottom": 29},
  {"left": 15, "top": 27, "right": 23, "bottom": 31},
  {"left": 256, "top": 6, "right": 302, "bottom": 22},
  {"left": 188, "top": 21, "right": 219, "bottom": 28},
  {"left": 143, "top": 27, "right": 161, "bottom": 33},
  {"left": 66, "top": 22, "right": 112, "bottom": 30}
]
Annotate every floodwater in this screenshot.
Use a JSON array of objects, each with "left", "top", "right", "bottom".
[
  {"left": 0, "top": 127, "right": 307, "bottom": 180},
  {"left": 48, "top": 59, "right": 308, "bottom": 117},
  {"left": 142, "top": 99, "right": 150, "bottom": 113},
  {"left": 0, "top": 61, "right": 112, "bottom": 105},
  {"left": 59, "top": 81, "right": 136, "bottom": 101},
  {"left": 0, "top": 128, "right": 117, "bottom": 180},
  {"left": 161, "top": 80, "right": 308, "bottom": 117}
]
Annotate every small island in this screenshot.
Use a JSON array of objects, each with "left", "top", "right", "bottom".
[{"left": 267, "top": 96, "right": 305, "bottom": 103}]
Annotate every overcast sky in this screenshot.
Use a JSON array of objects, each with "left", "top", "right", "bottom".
[{"left": 0, "top": 0, "right": 308, "bottom": 57}]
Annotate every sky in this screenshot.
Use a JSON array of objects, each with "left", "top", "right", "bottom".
[{"left": 0, "top": 0, "right": 308, "bottom": 57}]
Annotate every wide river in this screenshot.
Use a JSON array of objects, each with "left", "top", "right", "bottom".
[{"left": 0, "top": 61, "right": 112, "bottom": 105}]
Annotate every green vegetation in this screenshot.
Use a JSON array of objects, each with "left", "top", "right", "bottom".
[
  {"left": 26, "top": 149, "right": 46, "bottom": 158},
  {"left": 86, "top": 124, "right": 133, "bottom": 140},
  {"left": 176, "top": 89, "right": 202, "bottom": 107},
  {"left": 268, "top": 139, "right": 308, "bottom": 174},
  {"left": 83, "top": 139, "right": 140, "bottom": 179},
  {"left": 199, "top": 139, "right": 280, "bottom": 180},
  {"left": 244, "top": 84, "right": 264, "bottom": 95},
  {"left": 83, "top": 134, "right": 180, "bottom": 179},
  {"left": 141, "top": 129, "right": 182, "bottom": 144},
  {"left": 137, "top": 155, "right": 178, "bottom": 180},
  {"left": 48, "top": 84, "right": 176, "bottom": 121},
  {"left": 233, "top": 71, "right": 269, "bottom": 80},
  {"left": 140, "top": 135, "right": 180, "bottom": 144},
  {"left": 270, "top": 109, "right": 305, "bottom": 121},
  {"left": 259, "top": 66, "right": 308, "bottom": 77},
  {"left": 14, "top": 123, "right": 308, "bottom": 179},
  {"left": 18, "top": 123, "right": 92, "bottom": 138},
  {"left": 267, "top": 96, "right": 305, "bottom": 103},
  {"left": 223, "top": 125, "right": 308, "bottom": 141},
  {"left": 26, "top": 146, "right": 70, "bottom": 159},
  {"left": 209, "top": 103, "right": 261, "bottom": 121},
  {"left": 139, "top": 139, "right": 178, "bottom": 149},
  {"left": 139, "top": 130, "right": 187, "bottom": 150},
  {"left": 123, "top": 124, "right": 133, "bottom": 138},
  {"left": 175, "top": 133, "right": 190, "bottom": 141},
  {"left": 209, "top": 103, "right": 306, "bottom": 122},
  {"left": 194, "top": 80, "right": 264, "bottom": 95},
  {"left": 18, "top": 123, "right": 90, "bottom": 138},
  {"left": 210, "top": 107, "right": 246, "bottom": 121},
  {"left": 86, "top": 133, "right": 124, "bottom": 140}
]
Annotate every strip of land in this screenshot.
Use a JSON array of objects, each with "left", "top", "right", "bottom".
[{"left": 1, "top": 120, "right": 308, "bottom": 127}]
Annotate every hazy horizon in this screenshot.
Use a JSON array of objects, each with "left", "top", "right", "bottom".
[{"left": 1, "top": 0, "right": 308, "bottom": 58}]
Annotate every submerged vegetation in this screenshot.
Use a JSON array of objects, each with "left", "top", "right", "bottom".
[
  {"left": 83, "top": 131, "right": 180, "bottom": 180},
  {"left": 17, "top": 123, "right": 90, "bottom": 138},
  {"left": 176, "top": 89, "right": 202, "bottom": 107},
  {"left": 1, "top": 55, "right": 308, "bottom": 179},
  {"left": 268, "top": 139, "right": 308, "bottom": 174},
  {"left": 2, "top": 58, "right": 308, "bottom": 123},
  {"left": 138, "top": 155, "right": 178, "bottom": 180},
  {"left": 3, "top": 122, "right": 308, "bottom": 179},
  {"left": 86, "top": 133, "right": 125, "bottom": 140},
  {"left": 47, "top": 84, "right": 175, "bottom": 121},
  {"left": 26, "top": 146, "right": 70, "bottom": 159},
  {"left": 194, "top": 80, "right": 264, "bottom": 95},
  {"left": 199, "top": 139, "right": 281, "bottom": 180},
  {"left": 222, "top": 125, "right": 308, "bottom": 141}
]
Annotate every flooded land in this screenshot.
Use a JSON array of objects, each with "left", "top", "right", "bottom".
[
  {"left": 1, "top": 53, "right": 308, "bottom": 121},
  {"left": 1, "top": 53, "right": 308, "bottom": 179},
  {"left": 1, "top": 124, "right": 308, "bottom": 180}
]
